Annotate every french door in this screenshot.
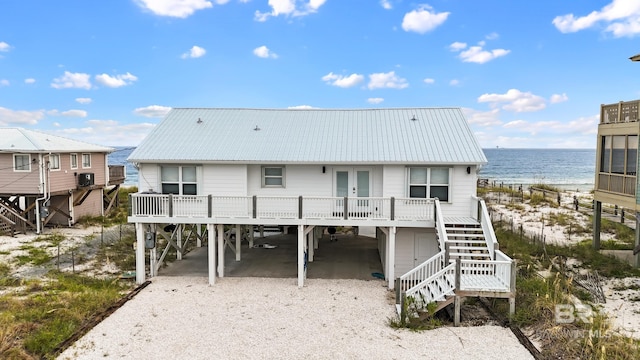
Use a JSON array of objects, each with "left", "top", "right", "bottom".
[{"left": 334, "top": 167, "right": 371, "bottom": 216}]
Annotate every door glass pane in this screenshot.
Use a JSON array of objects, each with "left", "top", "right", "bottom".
[
  {"left": 357, "top": 171, "right": 369, "bottom": 197},
  {"left": 182, "top": 166, "right": 197, "bottom": 182},
  {"left": 336, "top": 171, "right": 348, "bottom": 197}
]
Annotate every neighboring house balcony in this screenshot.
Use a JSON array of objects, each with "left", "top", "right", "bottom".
[
  {"left": 128, "top": 193, "right": 477, "bottom": 228},
  {"left": 601, "top": 100, "right": 640, "bottom": 124},
  {"left": 108, "top": 165, "right": 126, "bottom": 186}
]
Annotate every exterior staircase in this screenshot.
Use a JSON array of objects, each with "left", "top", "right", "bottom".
[
  {"left": 445, "top": 222, "right": 491, "bottom": 261},
  {"left": 396, "top": 198, "right": 515, "bottom": 324},
  {"left": 0, "top": 201, "right": 35, "bottom": 236}
]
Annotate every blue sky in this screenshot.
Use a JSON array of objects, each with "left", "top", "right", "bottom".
[{"left": 0, "top": 0, "right": 639, "bottom": 148}]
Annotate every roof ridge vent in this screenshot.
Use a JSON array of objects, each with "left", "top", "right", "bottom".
[{"left": 410, "top": 115, "right": 417, "bottom": 121}]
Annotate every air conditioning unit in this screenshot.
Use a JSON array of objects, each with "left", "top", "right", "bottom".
[{"left": 78, "top": 173, "right": 95, "bottom": 187}]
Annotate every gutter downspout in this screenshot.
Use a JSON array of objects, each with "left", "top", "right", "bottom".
[{"left": 35, "top": 153, "right": 51, "bottom": 234}]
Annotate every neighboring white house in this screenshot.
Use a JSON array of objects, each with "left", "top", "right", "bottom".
[{"left": 127, "top": 107, "right": 515, "bottom": 322}]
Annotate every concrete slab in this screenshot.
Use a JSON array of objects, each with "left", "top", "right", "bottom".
[{"left": 160, "top": 232, "right": 384, "bottom": 281}]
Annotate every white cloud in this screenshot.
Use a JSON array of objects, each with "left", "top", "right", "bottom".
[
  {"left": 47, "top": 109, "right": 88, "bottom": 117},
  {"left": 134, "top": 105, "right": 172, "bottom": 118},
  {"left": 62, "top": 109, "right": 88, "bottom": 117},
  {"left": 449, "top": 42, "right": 467, "bottom": 51},
  {"left": 181, "top": 45, "right": 206, "bottom": 59},
  {"left": 367, "top": 71, "right": 408, "bottom": 90},
  {"left": 0, "top": 107, "right": 45, "bottom": 126},
  {"left": 462, "top": 108, "right": 502, "bottom": 127},
  {"left": 253, "top": 45, "right": 278, "bottom": 59},
  {"left": 553, "top": 0, "right": 640, "bottom": 37},
  {"left": 550, "top": 93, "right": 569, "bottom": 104},
  {"left": 401, "top": 5, "right": 449, "bottom": 34},
  {"left": 502, "top": 115, "right": 598, "bottom": 137},
  {"left": 423, "top": 78, "right": 435, "bottom": 84},
  {"left": 76, "top": 97, "right": 93, "bottom": 104},
  {"left": 450, "top": 41, "right": 510, "bottom": 64},
  {"left": 486, "top": 32, "right": 499, "bottom": 40},
  {"left": 321, "top": 72, "right": 364, "bottom": 88},
  {"left": 51, "top": 71, "right": 92, "bottom": 89},
  {"left": 478, "top": 89, "right": 546, "bottom": 112},
  {"left": 255, "top": 0, "right": 327, "bottom": 22},
  {"left": 24, "top": 78, "right": 36, "bottom": 84},
  {"left": 380, "top": 0, "right": 392, "bottom": 10},
  {"left": 53, "top": 120, "right": 157, "bottom": 146},
  {"left": 449, "top": 79, "right": 460, "bottom": 86},
  {"left": 0, "top": 41, "right": 10, "bottom": 52},
  {"left": 288, "top": 105, "right": 317, "bottom": 109},
  {"left": 135, "top": 0, "right": 218, "bottom": 18},
  {"left": 95, "top": 72, "right": 138, "bottom": 88},
  {"left": 367, "top": 98, "right": 384, "bottom": 104},
  {"left": 0, "top": 79, "right": 9, "bottom": 87}
]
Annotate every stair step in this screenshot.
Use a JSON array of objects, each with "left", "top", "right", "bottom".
[
  {"left": 446, "top": 227, "right": 482, "bottom": 231},
  {"left": 449, "top": 252, "right": 492, "bottom": 258},
  {"left": 449, "top": 246, "right": 488, "bottom": 251},
  {"left": 445, "top": 233, "right": 484, "bottom": 237},
  {"left": 446, "top": 239, "right": 486, "bottom": 244}
]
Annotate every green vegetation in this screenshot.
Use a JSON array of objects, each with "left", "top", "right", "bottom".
[
  {"left": 389, "top": 297, "right": 443, "bottom": 331},
  {"left": 0, "top": 272, "right": 132, "bottom": 359},
  {"left": 76, "top": 186, "right": 137, "bottom": 227},
  {"left": 493, "top": 226, "right": 640, "bottom": 359},
  {"left": 0, "top": 186, "right": 138, "bottom": 359}
]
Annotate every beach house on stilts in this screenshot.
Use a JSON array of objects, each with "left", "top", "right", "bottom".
[
  {"left": 127, "top": 107, "right": 516, "bottom": 323},
  {"left": 0, "top": 128, "right": 125, "bottom": 235},
  {"left": 594, "top": 100, "right": 640, "bottom": 267}
]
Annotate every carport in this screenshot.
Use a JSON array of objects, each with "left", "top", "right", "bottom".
[{"left": 160, "top": 230, "right": 384, "bottom": 281}]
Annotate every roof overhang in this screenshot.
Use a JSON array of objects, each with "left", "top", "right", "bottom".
[{"left": 630, "top": 54, "right": 640, "bottom": 62}]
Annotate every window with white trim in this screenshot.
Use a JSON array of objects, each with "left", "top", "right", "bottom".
[
  {"left": 408, "top": 167, "right": 450, "bottom": 202},
  {"left": 82, "top": 153, "right": 91, "bottom": 168},
  {"left": 49, "top": 154, "right": 60, "bottom": 170},
  {"left": 14, "top": 154, "right": 31, "bottom": 172},
  {"left": 70, "top": 153, "right": 78, "bottom": 169},
  {"left": 161, "top": 165, "right": 198, "bottom": 195},
  {"left": 262, "top": 166, "right": 285, "bottom": 187}
]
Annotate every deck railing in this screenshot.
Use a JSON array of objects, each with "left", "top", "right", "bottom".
[
  {"left": 601, "top": 100, "right": 640, "bottom": 124},
  {"left": 471, "top": 196, "right": 497, "bottom": 259},
  {"left": 129, "top": 193, "right": 435, "bottom": 222}
]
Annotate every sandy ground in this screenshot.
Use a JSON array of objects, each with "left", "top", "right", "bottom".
[
  {"left": 57, "top": 277, "right": 534, "bottom": 360},
  {"left": 4, "top": 188, "right": 640, "bottom": 356},
  {"left": 489, "top": 190, "right": 640, "bottom": 339}
]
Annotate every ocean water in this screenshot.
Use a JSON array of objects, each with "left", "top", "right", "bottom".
[
  {"left": 480, "top": 148, "right": 596, "bottom": 191},
  {"left": 109, "top": 147, "right": 597, "bottom": 191},
  {"left": 108, "top": 147, "right": 138, "bottom": 186}
]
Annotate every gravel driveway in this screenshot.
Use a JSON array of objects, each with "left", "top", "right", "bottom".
[{"left": 58, "top": 277, "right": 533, "bottom": 360}]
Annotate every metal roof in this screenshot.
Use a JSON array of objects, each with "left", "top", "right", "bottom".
[
  {"left": 128, "top": 108, "right": 487, "bottom": 165},
  {"left": 0, "top": 128, "right": 114, "bottom": 153}
]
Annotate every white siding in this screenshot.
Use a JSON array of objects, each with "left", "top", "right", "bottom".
[
  {"left": 439, "top": 165, "right": 477, "bottom": 218},
  {"left": 203, "top": 164, "right": 247, "bottom": 196},
  {"left": 138, "top": 163, "right": 159, "bottom": 192},
  {"left": 382, "top": 165, "right": 405, "bottom": 197},
  {"left": 394, "top": 228, "right": 438, "bottom": 276},
  {"left": 247, "top": 165, "right": 332, "bottom": 196}
]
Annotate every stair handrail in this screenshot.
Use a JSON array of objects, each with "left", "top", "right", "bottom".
[
  {"left": 433, "top": 198, "right": 448, "bottom": 250},
  {"left": 398, "top": 251, "right": 445, "bottom": 291},
  {"left": 405, "top": 261, "right": 456, "bottom": 303},
  {"left": 0, "top": 212, "right": 16, "bottom": 236},
  {"left": 0, "top": 202, "right": 34, "bottom": 231},
  {"left": 471, "top": 196, "right": 497, "bottom": 259}
]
